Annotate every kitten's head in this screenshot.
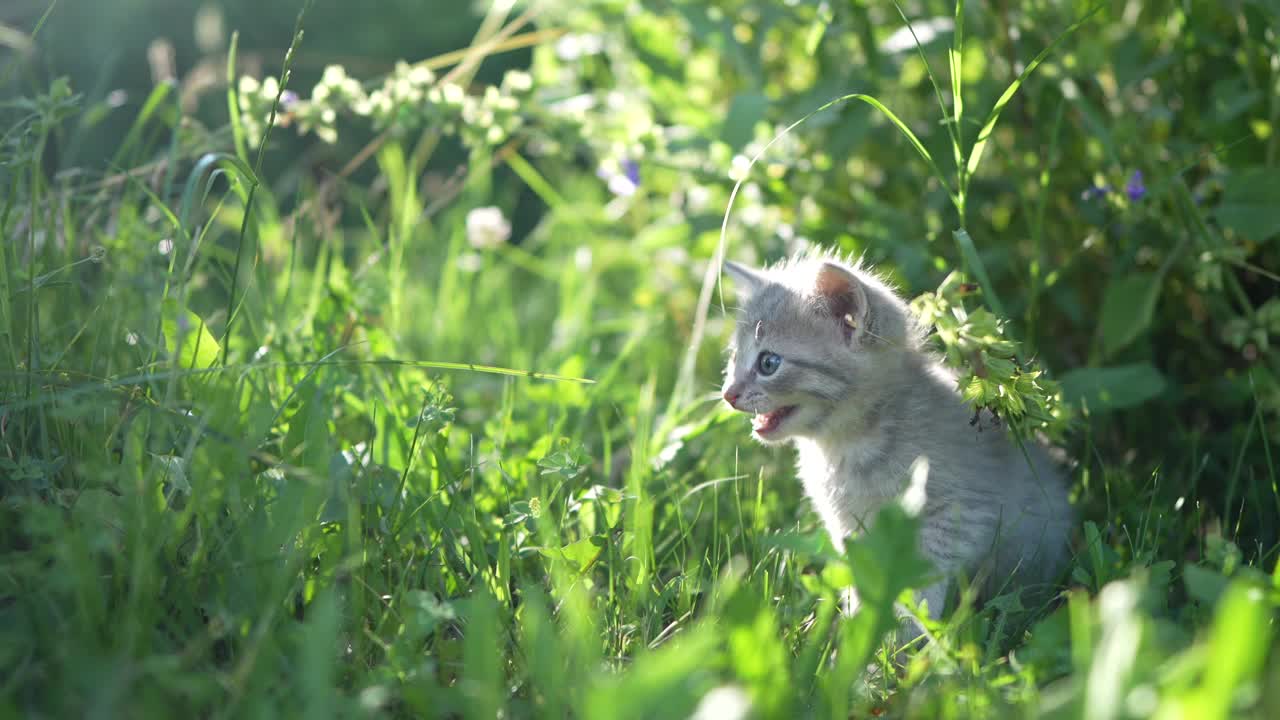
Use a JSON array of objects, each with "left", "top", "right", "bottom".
[{"left": 720, "top": 253, "right": 916, "bottom": 445}]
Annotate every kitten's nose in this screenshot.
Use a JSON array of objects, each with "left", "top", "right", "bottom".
[{"left": 723, "top": 390, "right": 741, "bottom": 409}]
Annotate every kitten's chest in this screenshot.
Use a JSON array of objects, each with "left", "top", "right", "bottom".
[{"left": 793, "top": 438, "right": 904, "bottom": 536}]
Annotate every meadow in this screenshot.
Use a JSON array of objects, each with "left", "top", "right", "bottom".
[{"left": 2, "top": 0, "right": 1279, "bottom": 718}]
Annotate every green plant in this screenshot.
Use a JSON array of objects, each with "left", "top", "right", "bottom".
[{"left": 2, "top": 1, "right": 1279, "bottom": 718}]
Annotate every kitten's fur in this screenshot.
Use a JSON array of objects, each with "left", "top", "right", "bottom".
[{"left": 721, "top": 250, "right": 1071, "bottom": 635}]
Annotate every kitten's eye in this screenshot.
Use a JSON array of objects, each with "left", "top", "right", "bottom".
[{"left": 756, "top": 351, "right": 782, "bottom": 376}]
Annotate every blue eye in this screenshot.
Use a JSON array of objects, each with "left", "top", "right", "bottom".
[{"left": 756, "top": 351, "right": 782, "bottom": 376}]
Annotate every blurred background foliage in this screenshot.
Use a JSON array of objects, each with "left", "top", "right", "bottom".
[{"left": 2, "top": 0, "right": 1279, "bottom": 717}]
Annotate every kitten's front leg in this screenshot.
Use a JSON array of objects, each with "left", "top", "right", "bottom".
[
  {"left": 913, "top": 581, "right": 947, "bottom": 622},
  {"left": 889, "top": 581, "right": 946, "bottom": 660},
  {"left": 840, "top": 580, "right": 943, "bottom": 665}
]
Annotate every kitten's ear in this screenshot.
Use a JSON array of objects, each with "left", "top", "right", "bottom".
[
  {"left": 814, "top": 262, "right": 870, "bottom": 342},
  {"left": 723, "top": 261, "right": 767, "bottom": 296}
]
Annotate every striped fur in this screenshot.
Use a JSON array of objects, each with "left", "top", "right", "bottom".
[{"left": 721, "top": 250, "right": 1072, "bottom": 640}]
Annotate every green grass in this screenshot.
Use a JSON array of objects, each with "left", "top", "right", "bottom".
[{"left": 3, "top": 1, "right": 1280, "bottom": 718}]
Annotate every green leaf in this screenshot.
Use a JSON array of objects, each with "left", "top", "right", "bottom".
[
  {"left": 722, "top": 585, "right": 792, "bottom": 717},
  {"left": 1099, "top": 272, "right": 1162, "bottom": 357},
  {"left": 461, "top": 591, "right": 503, "bottom": 720},
  {"left": 1215, "top": 167, "right": 1280, "bottom": 242},
  {"left": 1182, "top": 564, "right": 1229, "bottom": 606},
  {"left": 953, "top": 228, "right": 1005, "bottom": 317},
  {"left": 282, "top": 380, "right": 331, "bottom": 472},
  {"left": 161, "top": 299, "right": 221, "bottom": 370},
  {"left": 584, "top": 626, "right": 717, "bottom": 720},
  {"left": 1060, "top": 363, "right": 1167, "bottom": 412},
  {"left": 300, "top": 589, "right": 341, "bottom": 720},
  {"left": 722, "top": 93, "right": 769, "bottom": 151},
  {"left": 539, "top": 535, "right": 606, "bottom": 574},
  {"left": 842, "top": 505, "right": 932, "bottom": 652},
  {"left": 1195, "top": 581, "right": 1274, "bottom": 716},
  {"left": 821, "top": 504, "right": 932, "bottom": 709}
]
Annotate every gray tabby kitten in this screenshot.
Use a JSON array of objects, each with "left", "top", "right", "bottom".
[{"left": 721, "top": 250, "right": 1071, "bottom": 632}]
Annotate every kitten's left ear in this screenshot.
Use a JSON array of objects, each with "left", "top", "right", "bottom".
[
  {"left": 723, "top": 260, "right": 768, "bottom": 296},
  {"left": 814, "top": 262, "right": 870, "bottom": 342}
]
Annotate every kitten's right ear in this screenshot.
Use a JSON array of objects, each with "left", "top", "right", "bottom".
[{"left": 723, "top": 261, "right": 767, "bottom": 296}]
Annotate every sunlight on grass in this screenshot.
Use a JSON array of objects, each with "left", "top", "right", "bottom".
[{"left": 2, "top": 0, "right": 1278, "bottom": 718}]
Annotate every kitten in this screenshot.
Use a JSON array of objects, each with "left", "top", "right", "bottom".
[{"left": 720, "top": 250, "right": 1071, "bottom": 642}]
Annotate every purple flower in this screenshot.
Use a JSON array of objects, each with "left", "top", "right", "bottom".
[
  {"left": 622, "top": 159, "right": 640, "bottom": 187},
  {"left": 1125, "top": 170, "right": 1146, "bottom": 202},
  {"left": 598, "top": 158, "right": 639, "bottom": 197},
  {"left": 280, "top": 90, "right": 300, "bottom": 109}
]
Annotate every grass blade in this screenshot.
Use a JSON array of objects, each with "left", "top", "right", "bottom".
[
  {"left": 965, "top": 2, "right": 1105, "bottom": 180},
  {"left": 889, "top": 1, "right": 963, "bottom": 172},
  {"left": 227, "top": 31, "right": 248, "bottom": 166},
  {"left": 952, "top": 0, "right": 964, "bottom": 129},
  {"left": 954, "top": 227, "right": 1005, "bottom": 317}
]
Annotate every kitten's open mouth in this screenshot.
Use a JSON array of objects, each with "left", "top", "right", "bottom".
[{"left": 752, "top": 406, "right": 797, "bottom": 436}]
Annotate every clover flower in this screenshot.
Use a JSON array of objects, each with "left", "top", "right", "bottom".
[{"left": 465, "top": 206, "right": 511, "bottom": 249}]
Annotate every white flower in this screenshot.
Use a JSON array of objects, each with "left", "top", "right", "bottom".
[
  {"left": 729, "top": 153, "right": 753, "bottom": 182},
  {"left": 440, "top": 83, "right": 466, "bottom": 106},
  {"left": 553, "top": 33, "right": 603, "bottom": 62},
  {"left": 321, "top": 64, "right": 348, "bottom": 86},
  {"left": 465, "top": 206, "right": 511, "bottom": 249},
  {"left": 408, "top": 65, "right": 435, "bottom": 87},
  {"left": 502, "top": 69, "right": 533, "bottom": 93},
  {"left": 555, "top": 34, "right": 583, "bottom": 60},
  {"left": 607, "top": 174, "right": 637, "bottom": 197},
  {"left": 689, "top": 685, "right": 751, "bottom": 720},
  {"left": 260, "top": 76, "right": 279, "bottom": 99}
]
